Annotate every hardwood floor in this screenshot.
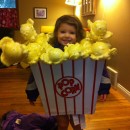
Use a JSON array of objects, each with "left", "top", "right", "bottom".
[
  {"left": 85, "top": 89, "right": 130, "bottom": 130},
  {"left": 0, "top": 66, "right": 130, "bottom": 130},
  {"left": 0, "top": 66, "right": 45, "bottom": 116}
]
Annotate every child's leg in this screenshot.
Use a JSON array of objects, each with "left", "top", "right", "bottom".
[
  {"left": 69, "top": 115, "right": 83, "bottom": 130},
  {"left": 56, "top": 115, "right": 69, "bottom": 130},
  {"left": 99, "top": 94, "right": 107, "bottom": 101}
]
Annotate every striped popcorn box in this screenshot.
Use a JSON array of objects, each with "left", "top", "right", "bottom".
[{"left": 31, "top": 58, "right": 104, "bottom": 115}]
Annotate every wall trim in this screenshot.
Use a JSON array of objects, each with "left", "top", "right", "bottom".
[{"left": 116, "top": 83, "right": 130, "bottom": 102}]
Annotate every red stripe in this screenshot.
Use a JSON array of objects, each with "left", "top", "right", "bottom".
[
  {"left": 91, "top": 61, "right": 98, "bottom": 114},
  {"left": 74, "top": 98, "right": 76, "bottom": 114},
  {"left": 72, "top": 60, "right": 76, "bottom": 114},
  {"left": 72, "top": 60, "right": 75, "bottom": 77},
  {"left": 61, "top": 63, "right": 67, "bottom": 115},
  {"left": 78, "top": 115, "right": 80, "bottom": 123},
  {"left": 64, "top": 98, "right": 67, "bottom": 114},
  {"left": 61, "top": 63, "right": 64, "bottom": 78},
  {"left": 82, "top": 59, "right": 86, "bottom": 114},
  {"left": 50, "top": 65, "right": 59, "bottom": 115},
  {"left": 38, "top": 62, "right": 51, "bottom": 115}
]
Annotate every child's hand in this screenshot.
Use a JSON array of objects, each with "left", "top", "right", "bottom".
[{"left": 99, "top": 94, "right": 107, "bottom": 102}]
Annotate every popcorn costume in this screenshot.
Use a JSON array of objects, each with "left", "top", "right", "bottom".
[{"left": 0, "top": 18, "right": 117, "bottom": 129}]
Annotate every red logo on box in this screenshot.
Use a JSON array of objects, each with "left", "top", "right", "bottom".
[{"left": 55, "top": 76, "right": 82, "bottom": 98}]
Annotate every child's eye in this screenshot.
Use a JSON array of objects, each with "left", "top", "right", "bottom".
[
  {"left": 60, "top": 31, "right": 65, "bottom": 33},
  {"left": 70, "top": 32, "right": 76, "bottom": 34}
]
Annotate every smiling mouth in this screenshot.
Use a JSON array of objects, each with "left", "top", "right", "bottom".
[{"left": 63, "top": 40, "right": 71, "bottom": 44}]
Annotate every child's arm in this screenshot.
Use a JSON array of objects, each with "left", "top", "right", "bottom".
[
  {"left": 25, "top": 73, "right": 39, "bottom": 105},
  {"left": 98, "top": 65, "right": 111, "bottom": 101},
  {"left": 98, "top": 77, "right": 111, "bottom": 95}
]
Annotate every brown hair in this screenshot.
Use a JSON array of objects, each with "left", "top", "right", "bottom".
[{"left": 49, "top": 15, "right": 85, "bottom": 46}]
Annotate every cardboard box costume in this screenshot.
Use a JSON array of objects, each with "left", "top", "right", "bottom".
[
  {"left": 31, "top": 58, "right": 104, "bottom": 115},
  {"left": 0, "top": 19, "right": 116, "bottom": 117}
]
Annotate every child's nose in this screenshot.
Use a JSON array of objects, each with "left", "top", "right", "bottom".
[{"left": 65, "top": 33, "right": 70, "bottom": 37}]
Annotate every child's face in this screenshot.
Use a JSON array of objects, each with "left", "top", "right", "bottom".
[{"left": 57, "top": 23, "right": 77, "bottom": 46}]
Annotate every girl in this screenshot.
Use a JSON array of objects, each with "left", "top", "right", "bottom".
[
  {"left": 49, "top": 15, "right": 85, "bottom": 49},
  {"left": 26, "top": 15, "right": 86, "bottom": 130},
  {"left": 50, "top": 15, "right": 85, "bottom": 130},
  {"left": 26, "top": 15, "right": 111, "bottom": 130}
]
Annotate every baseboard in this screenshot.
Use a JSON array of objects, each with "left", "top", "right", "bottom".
[{"left": 116, "top": 83, "right": 130, "bottom": 101}]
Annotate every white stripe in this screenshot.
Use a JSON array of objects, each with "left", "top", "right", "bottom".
[
  {"left": 31, "top": 63, "right": 49, "bottom": 115},
  {"left": 41, "top": 63, "right": 57, "bottom": 115},
  {"left": 74, "top": 59, "right": 83, "bottom": 114},
  {"left": 63, "top": 60, "right": 74, "bottom": 114},
  {"left": 52, "top": 63, "right": 65, "bottom": 115},
  {"left": 84, "top": 58, "right": 95, "bottom": 113}
]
